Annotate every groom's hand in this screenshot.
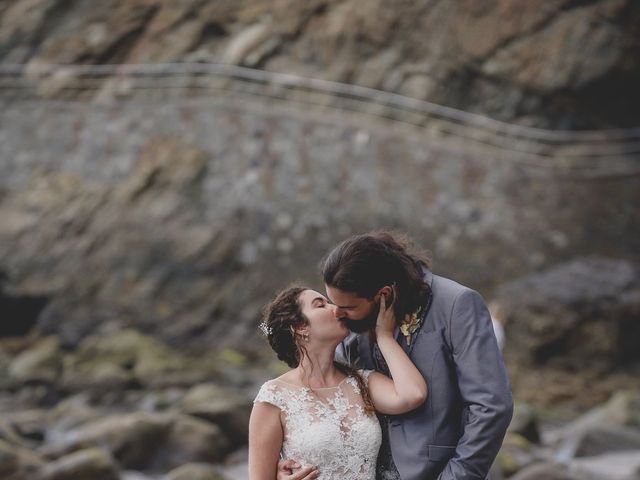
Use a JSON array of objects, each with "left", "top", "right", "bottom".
[{"left": 276, "top": 459, "right": 319, "bottom": 480}]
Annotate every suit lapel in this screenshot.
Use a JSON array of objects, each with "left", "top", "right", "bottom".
[{"left": 406, "top": 268, "right": 435, "bottom": 356}]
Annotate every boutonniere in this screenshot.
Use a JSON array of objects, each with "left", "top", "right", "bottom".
[{"left": 399, "top": 309, "right": 422, "bottom": 346}]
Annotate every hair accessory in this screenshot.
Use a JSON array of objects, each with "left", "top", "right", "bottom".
[{"left": 258, "top": 321, "right": 272, "bottom": 337}]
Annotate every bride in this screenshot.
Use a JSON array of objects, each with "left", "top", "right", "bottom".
[{"left": 249, "top": 285, "right": 427, "bottom": 480}]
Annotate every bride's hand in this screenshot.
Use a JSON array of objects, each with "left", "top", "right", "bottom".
[{"left": 375, "top": 287, "right": 396, "bottom": 339}]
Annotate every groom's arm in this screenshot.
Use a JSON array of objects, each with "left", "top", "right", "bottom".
[{"left": 438, "top": 289, "right": 514, "bottom": 480}]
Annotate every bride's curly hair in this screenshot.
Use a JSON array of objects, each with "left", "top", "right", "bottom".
[{"left": 261, "top": 285, "right": 375, "bottom": 414}]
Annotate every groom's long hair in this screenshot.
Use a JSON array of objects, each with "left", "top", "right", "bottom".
[{"left": 322, "top": 230, "right": 432, "bottom": 321}]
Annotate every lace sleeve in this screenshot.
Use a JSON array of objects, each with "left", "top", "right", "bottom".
[{"left": 254, "top": 381, "right": 284, "bottom": 410}]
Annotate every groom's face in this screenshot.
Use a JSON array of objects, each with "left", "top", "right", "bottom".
[{"left": 325, "top": 285, "right": 379, "bottom": 333}]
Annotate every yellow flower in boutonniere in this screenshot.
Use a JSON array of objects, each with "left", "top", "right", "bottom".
[{"left": 399, "top": 310, "right": 422, "bottom": 346}]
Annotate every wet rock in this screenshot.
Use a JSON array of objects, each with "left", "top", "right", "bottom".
[
  {"left": 509, "top": 462, "right": 579, "bottom": 480},
  {"left": 45, "top": 397, "right": 101, "bottom": 445},
  {"left": 497, "top": 257, "right": 640, "bottom": 371},
  {"left": 0, "top": 417, "right": 31, "bottom": 448},
  {"left": 560, "top": 391, "right": 640, "bottom": 438},
  {"left": 569, "top": 451, "right": 640, "bottom": 480},
  {"left": 166, "top": 462, "right": 224, "bottom": 480},
  {"left": 60, "top": 359, "right": 134, "bottom": 394},
  {"left": 146, "top": 414, "right": 231, "bottom": 471},
  {"left": 42, "top": 412, "right": 172, "bottom": 469},
  {"left": 137, "top": 387, "right": 185, "bottom": 412},
  {"left": 0, "top": 438, "right": 44, "bottom": 480},
  {"left": 180, "top": 383, "right": 252, "bottom": 445},
  {"left": 568, "top": 425, "right": 640, "bottom": 459},
  {"left": 63, "top": 330, "right": 215, "bottom": 391},
  {"left": 223, "top": 22, "right": 273, "bottom": 65},
  {"left": 5, "top": 409, "right": 48, "bottom": 443},
  {"left": 508, "top": 402, "right": 541, "bottom": 444},
  {"left": 8, "top": 337, "right": 62, "bottom": 383},
  {"left": 495, "top": 433, "right": 538, "bottom": 478},
  {"left": 553, "top": 391, "right": 640, "bottom": 461},
  {"left": 37, "top": 448, "right": 119, "bottom": 480},
  {"left": 0, "top": 439, "right": 20, "bottom": 477}
]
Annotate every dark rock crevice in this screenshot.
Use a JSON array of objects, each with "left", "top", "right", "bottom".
[{"left": 0, "top": 275, "right": 49, "bottom": 337}]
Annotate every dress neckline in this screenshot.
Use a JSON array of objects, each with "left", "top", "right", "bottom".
[{"left": 275, "top": 375, "right": 350, "bottom": 390}]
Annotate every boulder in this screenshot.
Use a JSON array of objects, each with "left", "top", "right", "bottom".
[
  {"left": 166, "top": 462, "right": 224, "bottom": 480},
  {"left": 145, "top": 414, "right": 231, "bottom": 471},
  {"left": 567, "top": 425, "right": 640, "bottom": 459},
  {"left": 496, "top": 257, "right": 640, "bottom": 372},
  {"left": 509, "top": 462, "right": 579, "bottom": 480},
  {"left": 569, "top": 451, "right": 640, "bottom": 480},
  {"left": 5, "top": 409, "right": 48, "bottom": 444},
  {"left": 37, "top": 448, "right": 119, "bottom": 480},
  {"left": 495, "top": 433, "right": 538, "bottom": 478},
  {"left": 552, "top": 391, "right": 640, "bottom": 461},
  {"left": 508, "top": 402, "right": 541, "bottom": 444},
  {"left": 180, "top": 383, "right": 252, "bottom": 445},
  {"left": 45, "top": 398, "right": 102, "bottom": 445},
  {"left": 8, "top": 337, "right": 62, "bottom": 383},
  {"left": 41, "top": 412, "right": 171, "bottom": 469},
  {"left": 62, "top": 329, "right": 216, "bottom": 391},
  {"left": 0, "top": 439, "right": 20, "bottom": 478},
  {"left": 0, "top": 438, "right": 44, "bottom": 480},
  {"left": 41, "top": 410, "right": 232, "bottom": 472}
]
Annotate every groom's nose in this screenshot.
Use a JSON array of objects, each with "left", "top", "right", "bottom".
[{"left": 333, "top": 306, "right": 348, "bottom": 319}]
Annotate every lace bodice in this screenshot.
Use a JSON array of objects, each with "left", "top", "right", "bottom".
[{"left": 254, "top": 370, "right": 382, "bottom": 480}]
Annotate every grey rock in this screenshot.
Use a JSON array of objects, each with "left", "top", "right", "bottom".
[
  {"left": 37, "top": 448, "right": 119, "bottom": 480},
  {"left": 8, "top": 337, "right": 62, "bottom": 383},
  {"left": 0, "top": 438, "right": 44, "bottom": 480},
  {"left": 497, "top": 257, "right": 640, "bottom": 371},
  {"left": 565, "top": 426, "right": 640, "bottom": 459},
  {"left": 41, "top": 412, "right": 172, "bottom": 469},
  {"left": 180, "top": 383, "right": 252, "bottom": 445},
  {"left": 552, "top": 391, "right": 640, "bottom": 461},
  {"left": 166, "top": 462, "right": 224, "bottom": 480},
  {"left": 508, "top": 402, "right": 541, "bottom": 444},
  {"left": 509, "top": 462, "right": 579, "bottom": 480},
  {"left": 570, "top": 451, "right": 640, "bottom": 480},
  {"left": 146, "top": 414, "right": 231, "bottom": 471}
]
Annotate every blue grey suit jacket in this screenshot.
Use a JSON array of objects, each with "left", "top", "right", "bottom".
[{"left": 336, "top": 270, "right": 513, "bottom": 480}]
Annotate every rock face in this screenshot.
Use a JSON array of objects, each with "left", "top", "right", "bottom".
[
  {"left": 0, "top": 98, "right": 638, "bottom": 353},
  {"left": 496, "top": 257, "right": 640, "bottom": 372},
  {"left": 1, "top": 0, "right": 639, "bottom": 128},
  {"left": 0, "top": 0, "right": 638, "bottom": 353}
]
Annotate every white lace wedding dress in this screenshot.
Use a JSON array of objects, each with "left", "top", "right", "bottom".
[{"left": 254, "top": 370, "right": 382, "bottom": 479}]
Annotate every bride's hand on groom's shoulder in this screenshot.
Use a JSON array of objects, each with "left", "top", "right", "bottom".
[{"left": 276, "top": 459, "right": 319, "bottom": 480}]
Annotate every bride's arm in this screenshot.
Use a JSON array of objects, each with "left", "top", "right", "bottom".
[
  {"left": 367, "top": 292, "right": 428, "bottom": 415},
  {"left": 249, "top": 402, "right": 283, "bottom": 480}
]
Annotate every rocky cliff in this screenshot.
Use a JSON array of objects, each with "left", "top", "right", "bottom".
[
  {"left": 1, "top": 0, "right": 638, "bottom": 352},
  {"left": 1, "top": 0, "right": 639, "bottom": 128}
]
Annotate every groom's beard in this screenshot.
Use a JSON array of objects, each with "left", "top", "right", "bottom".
[{"left": 341, "top": 303, "right": 380, "bottom": 333}]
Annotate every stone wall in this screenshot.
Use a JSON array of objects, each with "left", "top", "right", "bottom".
[{"left": 1, "top": 86, "right": 638, "bottom": 349}]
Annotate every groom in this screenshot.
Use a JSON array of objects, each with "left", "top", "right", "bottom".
[{"left": 278, "top": 231, "right": 513, "bottom": 480}]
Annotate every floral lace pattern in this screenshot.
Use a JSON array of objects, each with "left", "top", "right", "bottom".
[{"left": 254, "top": 370, "right": 381, "bottom": 480}]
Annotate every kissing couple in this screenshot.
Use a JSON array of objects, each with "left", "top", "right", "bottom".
[{"left": 249, "top": 231, "right": 513, "bottom": 480}]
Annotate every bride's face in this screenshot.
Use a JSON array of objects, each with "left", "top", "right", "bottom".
[{"left": 298, "top": 289, "right": 349, "bottom": 343}]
